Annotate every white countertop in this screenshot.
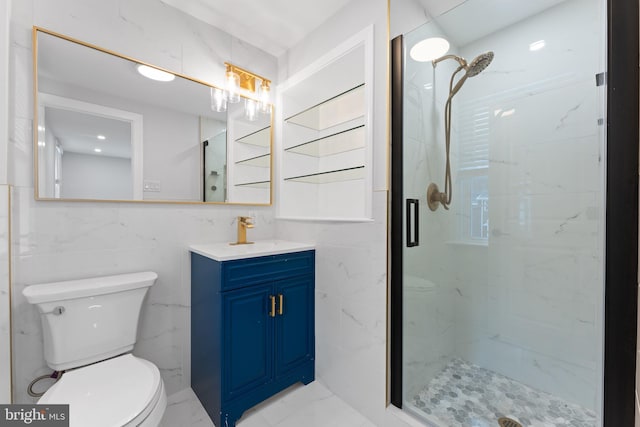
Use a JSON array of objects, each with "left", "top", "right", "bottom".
[{"left": 189, "top": 240, "right": 315, "bottom": 261}]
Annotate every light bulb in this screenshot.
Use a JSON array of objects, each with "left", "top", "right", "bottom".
[
  {"left": 211, "top": 87, "right": 227, "bottom": 112},
  {"left": 245, "top": 99, "right": 258, "bottom": 121},
  {"left": 226, "top": 70, "right": 240, "bottom": 103},
  {"left": 259, "top": 81, "right": 270, "bottom": 114}
]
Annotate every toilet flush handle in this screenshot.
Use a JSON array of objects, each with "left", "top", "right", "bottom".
[{"left": 41, "top": 306, "right": 65, "bottom": 316}]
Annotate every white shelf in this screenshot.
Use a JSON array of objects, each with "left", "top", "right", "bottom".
[
  {"left": 285, "top": 125, "right": 365, "bottom": 157},
  {"left": 236, "top": 153, "right": 270, "bottom": 168},
  {"left": 236, "top": 126, "right": 271, "bottom": 147},
  {"left": 284, "top": 166, "right": 365, "bottom": 184},
  {"left": 235, "top": 180, "right": 270, "bottom": 189},
  {"left": 285, "top": 84, "right": 365, "bottom": 131}
]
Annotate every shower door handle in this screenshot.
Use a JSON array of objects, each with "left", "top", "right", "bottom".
[{"left": 406, "top": 199, "right": 419, "bottom": 247}]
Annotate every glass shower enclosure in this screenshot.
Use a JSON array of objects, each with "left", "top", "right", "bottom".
[{"left": 393, "top": 0, "right": 606, "bottom": 426}]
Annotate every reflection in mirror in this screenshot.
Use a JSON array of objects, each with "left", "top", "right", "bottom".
[
  {"left": 225, "top": 101, "right": 271, "bottom": 204},
  {"left": 34, "top": 27, "right": 272, "bottom": 204},
  {"left": 37, "top": 93, "right": 143, "bottom": 200},
  {"left": 201, "top": 117, "right": 227, "bottom": 202}
]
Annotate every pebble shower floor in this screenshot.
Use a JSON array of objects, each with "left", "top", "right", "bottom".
[{"left": 411, "top": 359, "right": 596, "bottom": 427}]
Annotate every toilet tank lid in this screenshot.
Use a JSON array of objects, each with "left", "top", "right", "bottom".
[{"left": 23, "top": 271, "right": 158, "bottom": 304}]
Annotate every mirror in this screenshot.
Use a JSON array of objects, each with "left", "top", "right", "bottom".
[{"left": 33, "top": 27, "right": 272, "bottom": 204}]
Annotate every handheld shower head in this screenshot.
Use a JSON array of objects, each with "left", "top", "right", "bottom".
[
  {"left": 427, "top": 50, "right": 495, "bottom": 211},
  {"left": 466, "top": 51, "right": 494, "bottom": 77},
  {"left": 436, "top": 51, "right": 495, "bottom": 97}
]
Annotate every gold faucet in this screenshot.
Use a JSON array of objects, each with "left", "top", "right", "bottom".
[{"left": 231, "top": 216, "right": 255, "bottom": 245}]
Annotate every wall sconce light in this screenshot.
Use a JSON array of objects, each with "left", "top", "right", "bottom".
[{"left": 220, "top": 62, "right": 271, "bottom": 118}]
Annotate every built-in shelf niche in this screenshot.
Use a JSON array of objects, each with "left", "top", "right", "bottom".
[{"left": 278, "top": 26, "right": 373, "bottom": 221}]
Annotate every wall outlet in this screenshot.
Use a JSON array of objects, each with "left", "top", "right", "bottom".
[{"left": 143, "top": 180, "right": 161, "bottom": 192}]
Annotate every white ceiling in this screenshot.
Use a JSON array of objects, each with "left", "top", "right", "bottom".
[
  {"left": 162, "top": 0, "right": 569, "bottom": 58},
  {"left": 429, "top": 0, "right": 568, "bottom": 47},
  {"left": 45, "top": 107, "right": 132, "bottom": 159},
  {"left": 159, "top": 0, "right": 354, "bottom": 58}
]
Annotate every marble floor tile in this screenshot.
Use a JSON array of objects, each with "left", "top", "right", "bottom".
[
  {"left": 160, "top": 388, "right": 214, "bottom": 427},
  {"left": 410, "top": 358, "right": 596, "bottom": 427},
  {"left": 160, "top": 381, "right": 373, "bottom": 427}
]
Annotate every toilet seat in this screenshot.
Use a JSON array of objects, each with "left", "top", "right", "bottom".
[{"left": 39, "top": 354, "right": 165, "bottom": 427}]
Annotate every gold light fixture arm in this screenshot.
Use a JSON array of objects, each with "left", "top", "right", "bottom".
[{"left": 224, "top": 62, "right": 271, "bottom": 92}]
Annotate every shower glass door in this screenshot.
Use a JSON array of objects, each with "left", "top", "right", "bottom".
[{"left": 400, "top": 1, "right": 606, "bottom": 426}]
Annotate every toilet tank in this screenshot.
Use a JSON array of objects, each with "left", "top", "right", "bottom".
[{"left": 22, "top": 272, "right": 157, "bottom": 371}]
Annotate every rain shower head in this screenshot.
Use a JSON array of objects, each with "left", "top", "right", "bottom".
[{"left": 467, "top": 51, "right": 494, "bottom": 77}]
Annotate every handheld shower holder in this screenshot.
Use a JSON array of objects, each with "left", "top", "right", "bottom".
[{"left": 427, "top": 183, "right": 449, "bottom": 211}]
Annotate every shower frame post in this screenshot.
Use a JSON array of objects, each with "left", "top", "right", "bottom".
[
  {"left": 603, "top": 0, "right": 639, "bottom": 425},
  {"left": 390, "top": 34, "right": 404, "bottom": 408}
]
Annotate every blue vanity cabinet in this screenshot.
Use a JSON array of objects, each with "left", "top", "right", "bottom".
[
  {"left": 191, "top": 250, "right": 315, "bottom": 427},
  {"left": 223, "top": 283, "right": 274, "bottom": 401}
]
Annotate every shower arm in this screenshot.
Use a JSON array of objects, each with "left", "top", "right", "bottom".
[{"left": 432, "top": 54, "right": 468, "bottom": 69}]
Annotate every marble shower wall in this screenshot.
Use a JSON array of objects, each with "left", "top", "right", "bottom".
[
  {"left": 453, "top": 0, "right": 605, "bottom": 411},
  {"left": 451, "top": 0, "right": 604, "bottom": 413},
  {"left": 399, "top": 0, "right": 605, "bottom": 417},
  {"left": 8, "top": 0, "right": 278, "bottom": 403}
]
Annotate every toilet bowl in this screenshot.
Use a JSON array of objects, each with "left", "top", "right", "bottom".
[
  {"left": 39, "top": 354, "right": 166, "bottom": 426},
  {"left": 23, "top": 272, "right": 167, "bottom": 427}
]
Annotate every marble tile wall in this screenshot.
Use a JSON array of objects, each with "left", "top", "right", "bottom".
[
  {"left": 0, "top": 185, "right": 11, "bottom": 403},
  {"left": 0, "top": 0, "right": 8, "bottom": 186},
  {"left": 0, "top": 0, "right": 11, "bottom": 405},
  {"left": 8, "top": 0, "right": 278, "bottom": 403},
  {"left": 275, "top": 0, "right": 389, "bottom": 424}
]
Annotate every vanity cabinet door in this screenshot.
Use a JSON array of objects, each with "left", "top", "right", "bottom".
[
  {"left": 222, "top": 283, "right": 274, "bottom": 401},
  {"left": 274, "top": 275, "right": 315, "bottom": 379}
]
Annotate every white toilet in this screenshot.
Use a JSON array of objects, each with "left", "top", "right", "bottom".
[{"left": 23, "top": 271, "right": 167, "bottom": 427}]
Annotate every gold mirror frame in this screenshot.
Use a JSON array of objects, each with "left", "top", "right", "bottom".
[{"left": 32, "top": 26, "right": 273, "bottom": 206}]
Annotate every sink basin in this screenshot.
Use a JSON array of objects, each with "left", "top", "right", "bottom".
[{"left": 189, "top": 240, "right": 315, "bottom": 261}]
